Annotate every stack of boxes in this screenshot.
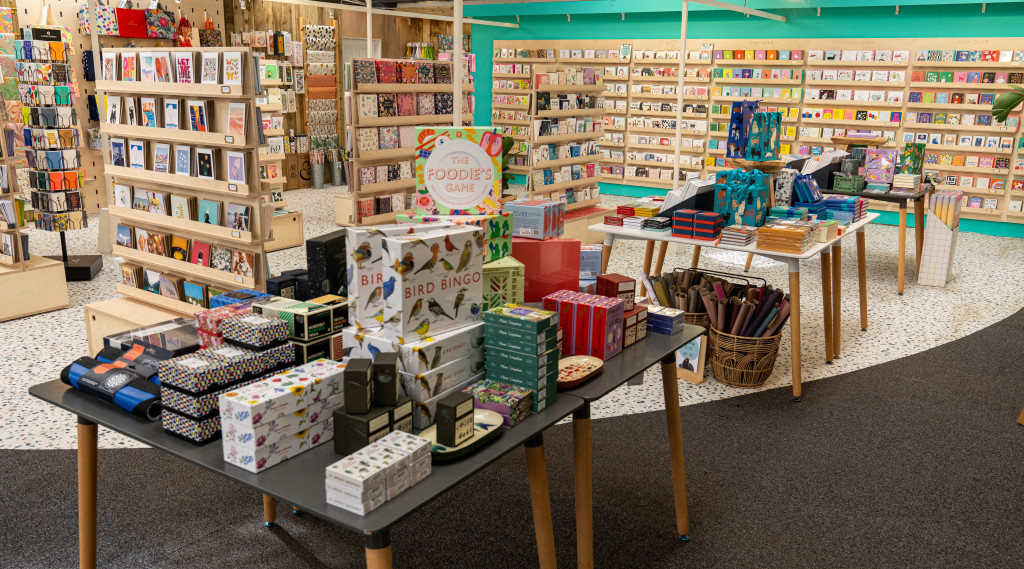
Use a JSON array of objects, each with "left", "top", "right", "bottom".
[
  {"left": 641, "top": 216, "right": 672, "bottom": 233},
  {"left": 219, "top": 358, "right": 345, "bottom": 472},
  {"left": 541, "top": 291, "right": 625, "bottom": 360},
  {"left": 333, "top": 355, "right": 415, "bottom": 454},
  {"left": 396, "top": 212, "right": 512, "bottom": 263},
  {"left": 622, "top": 304, "right": 648, "bottom": 349},
  {"left": 578, "top": 245, "right": 602, "bottom": 292},
  {"left": 325, "top": 431, "right": 432, "bottom": 515},
  {"left": 633, "top": 203, "right": 659, "bottom": 218},
  {"left": 822, "top": 195, "right": 868, "bottom": 223},
  {"left": 463, "top": 380, "right": 533, "bottom": 427},
  {"left": 252, "top": 298, "right": 337, "bottom": 364},
  {"left": 646, "top": 305, "right": 687, "bottom": 335},
  {"left": 623, "top": 216, "right": 644, "bottom": 231},
  {"left": 195, "top": 299, "right": 263, "bottom": 348},
  {"left": 616, "top": 203, "right": 637, "bottom": 217},
  {"left": 483, "top": 305, "right": 561, "bottom": 413},
  {"left": 603, "top": 213, "right": 625, "bottom": 226},
  {"left": 504, "top": 198, "right": 564, "bottom": 240},
  {"left": 161, "top": 311, "right": 298, "bottom": 444},
  {"left": 672, "top": 210, "right": 724, "bottom": 241}
]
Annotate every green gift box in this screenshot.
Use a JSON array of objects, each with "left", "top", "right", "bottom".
[
  {"left": 833, "top": 175, "right": 866, "bottom": 193},
  {"left": 395, "top": 213, "right": 512, "bottom": 262}
]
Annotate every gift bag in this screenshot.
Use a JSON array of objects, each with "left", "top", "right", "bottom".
[
  {"left": 198, "top": 16, "right": 222, "bottom": 47},
  {"left": 78, "top": 3, "right": 91, "bottom": 35},
  {"left": 145, "top": 4, "right": 175, "bottom": 39},
  {"left": 115, "top": 4, "right": 148, "bottom": 39},
  {"left": 174, "top": 14, "right": 192, "bottom": 47},
  {"left": 714, "top": 169, "right": 770, "bottom": 226},
  {"left": 725, "top": 100, "right": 760, "bottom": 159}
]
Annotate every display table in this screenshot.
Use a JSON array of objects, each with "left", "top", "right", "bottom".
[
  {"left": 561, "top": 324, "right": 705, "bottom": 568},
  {"left": 29, "top": 380, "right": 583, "bottom": 569},
  {"left": 593, "top": 212, "right": 879, "bottom": 400},
  {"left": 821, "top": 187, "right": 931, "bottom": 294}
]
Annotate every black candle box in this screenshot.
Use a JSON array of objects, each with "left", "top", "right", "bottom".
[
  {"left": 291, "top": 336, "right": 332, "bottom": 365},
  {"left": 333, "top": 406, "right": 391, "bottom": 455},
  {"left": 344, "top": 359, "right": 373, "bottom": 414},
  {"left": 306, "top": 228, "right": 347, "bottom": 299},
  {"left": 372, "top": 352, "right": 400, "bottom": 407},
  {"left": 391, "top": 396, "right": 413, "bottom": 433},
  {"left": 308, "top": 294, "right": 350, "bottom": 330},
  {"left": 266, "top": 275, "right": 297, "bottom": 299},
  {"left": 436, "top": 391, "right": 475, "bottom": 447}
]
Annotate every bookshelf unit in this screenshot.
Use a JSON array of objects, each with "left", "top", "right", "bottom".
[
  {"left": 337, "top": 57, "right": 474, "bottom": 225},
  {"left": 100, "top": 47, "right": 272, "bottom": 314}
]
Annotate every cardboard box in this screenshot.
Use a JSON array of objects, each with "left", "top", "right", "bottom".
[
  {"left": 391, "top": 396, "right": 413, "bottom": 433},
  {"left": 399, "top": 357, "right": 475, "bottom": 402},
  {"left": 252, "top": 300, "right": 334, "bottom": 341},
  {"left": 483, "top": 304, "right": 558, "bottom": 333},
  {"left": 572, "top": 295, "right": 625, "bottom": 360},
  {"left": 485, "top": 357, "right": 558, "bottom": 390},
  {"left": 596, "top": 273, "right": 636, "bottom": 311},
  {"left": 511, "top": 237, "right": 581, "bottom": 301},
  {"left": 381, "top": 226, "right": 484, "bottom": 344},
  {"left": 396, "top": 213, "right": 512, "bottom": 262},
  {"left": 504, "top": 199, "right": 565, "bottom": 240},
  {"left": 341, "top": 326, "right": 396, "bottom": 360},
  {"left": 265, "top": 275, "right": 297, "bottom": 299},
  {"left": 223, "top": 419, "right": 333, "bottom": 473},
  {"left": 484, "top": 328, "right": 559, "bottom": 356},
  {"left": 398, "top": 322, "right": 484, "bottom": 375},
  {"left": 222, "top": 394, "right": 342, "bottom": 446},
  {"left": 306, "top": 229, "right": 348, "bottom": 298},
  {"left": 356, "top": 444, "right": 412, "bottom": 501},
  {"left": 346, "top": 223, "right": 452, "bottom": 330}
]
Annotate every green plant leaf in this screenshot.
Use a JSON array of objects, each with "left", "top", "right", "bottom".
[{"left": 991, "top": 85, "right": 1024, "bottom": 123}]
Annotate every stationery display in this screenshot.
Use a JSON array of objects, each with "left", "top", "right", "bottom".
[{"left": 918, "top": 189, "right": 963, "bottom": 287}]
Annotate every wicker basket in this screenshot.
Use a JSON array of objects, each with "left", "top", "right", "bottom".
[
  {"left": 683, "top": 312, "right": 709, "bottom": 330},
  {"left": 707, "top": 325, "right": 782, "bottom": 388}
]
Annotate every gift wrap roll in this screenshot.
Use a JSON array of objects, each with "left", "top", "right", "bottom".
[{"left": 61, "top": 357, "right": 163, "bottom": 421}]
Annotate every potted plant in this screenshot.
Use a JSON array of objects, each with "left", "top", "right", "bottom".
[
  {"left": 992, "top": 86, "right": 1024, "bottom": 122},
  {"left": 500, "top": 136, "right": 520, "bottom": 200}
]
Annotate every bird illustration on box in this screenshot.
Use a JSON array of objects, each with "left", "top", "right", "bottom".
[
  {"left": 367, "top": 344, "right": 381, "bottom": 359},
  {"left": 403, "top": 236, "right": 431, "bottom": 249},
  {"left": 430, "top": 346, "right": 443, "bottom": 369},
  {"left": 415, "top": 402, "right": 431, "bottom": 423},
  {"left": 414, "top": 244, "right": 440, "bottom": 274},
  {"left": 351, "top": 331, "right": 366, "bottom": 349},
  {"left": 418, "top": 376, "right": 431, "bottom": 398},
  {"left": 383, "top": 312, "right": 402, "bottom": 326},
  {"left": 414, "top": 318, "right": 431, "bottom": 337},
  {"left": 346, "top": 264, "right": 354, "bottom": 287},
  {"left": 409, "top": 298, "right": 424, "bottom": 320},
  {"left": 470, "top": 303, "right": 481, "bottom": 316},
  {"left": 440, "top": 258, "right": 454, "bottom": 272},
  {"left": 453, "top": 288, "right": 467, "bottom": 318},
  {"left": 444, "top": 234, "right": 457, "bottom": 253},
  {"left": 428, "top": 298, "right": 453, "bottom": 321},
  {"left": 415, "top": 348, "right": 430, "bottom": 370},
  {"left": 371, "top": 309, "right": 384, "bottom": 323},
  {"left": 352, "top": 242, "right": 373, "bottom": 269},
  {"left": 456, "top": 240, "right": 473, "bottom": 272},
  {"left": 364, "top": 286, "right": 381, "bottom": 309},
  {"left": 474, "top": 231, "right": 484, "bottom": 251},
  {"left": 364, "top": 228, "right": 385, "bottom": 237},
  {"left": 431, "top": 372, "right": 444, "bottom": 396},
  {"left": 382, "top": 276, "right": 397, "bottom": 301},
  {"left": 393, "top": 253, "right": 415, "bottom": 275}
]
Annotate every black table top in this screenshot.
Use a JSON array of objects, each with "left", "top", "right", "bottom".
[
  {"left": 821, "top": 187, "right": 931, "bottom": 202},
  {"left": 29, "top": 380, "right": 583, "bottom": 534},
  {"left": 562, "top": 324, "right": 705, "bottom": 403}
]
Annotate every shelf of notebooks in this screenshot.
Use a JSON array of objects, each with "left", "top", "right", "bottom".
[
  {"left": 493, "top": 73, "right": 532, "bottom": 79},
  {"left": 535, "top": 108, "right": 606, "bottom": 118}
]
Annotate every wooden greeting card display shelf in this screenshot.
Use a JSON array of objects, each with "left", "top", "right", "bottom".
[
  {"left": 337, "top": 56, "right": 475, "bottom": 226},
  {"left": 99, "top": 47, "right": 271, "bottom": 315}
]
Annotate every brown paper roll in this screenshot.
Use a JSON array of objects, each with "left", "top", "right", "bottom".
[
  {"left": 700, "top": 290, "right": 718, "bottom": 326},
  {"left": 716, "top": 298, "right": 728, "bottom": 332},
  {"left": 731, "top": 301, "right": 754, "bottom": 336}
]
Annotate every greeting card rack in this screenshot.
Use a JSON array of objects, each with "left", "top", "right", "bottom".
[
  {"left": 252, "top": 38, "right": 296, "bottom": 209},
  {"left": 16, "top": 24, "right": 102, "bottom": 281},
  {"left": 525, "top": 63, "right": 605, "bottom": 212},
  {"left": 98, "top": 46, "right": 272, "bottom": 315},
  {"left": 300, "top": 20, "right": 341, "bottom": 156},
  {"left": 337, "top": 56, "right": 475, "bottom": 226}
]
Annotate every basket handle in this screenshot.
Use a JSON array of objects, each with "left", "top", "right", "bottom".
[{"left": 673, "top": 266, "right": 768, "bottom": 286}]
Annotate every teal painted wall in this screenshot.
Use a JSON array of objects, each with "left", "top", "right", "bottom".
[{"left": 471, "top": 3, "right": 1024, "bottom": 237}]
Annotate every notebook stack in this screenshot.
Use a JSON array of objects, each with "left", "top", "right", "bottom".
[
  {"left": 768, "top": 206, "right": 809, "bottom": 220},
  {"left": 822, "top": 195, "right": 868, "bottom": 223},
  {"left": 863, "top": 182, "right": 891, "bottom": 194},
  {"left": 671, "top": 209, "right": 698, "bottom": 237},
  {"left": 756, "top": 220, "right": 819, "bottom": 254},
  {"left": 633, "top": 204, "right": 660, "bottom": 218},
  {"left": 646, "top": 305, "right": 686, "bottom": 335},
  {"left": 623, "top": 216, "right": 644, "bottom": 230},
  {"left": 691, "top": 212, "right": 723, "bottom": 241},
  {"left": 642, "top": 216, "right": 672, "bottom": 232},
  {"left": 616, "top": 203, "right": 638, "bottom": 217},
  {"left": 603, "top": 214, "right": 625, "bottom": 226},
  {"left": 889, "top": 173, "right": 921, "bottom": 197},
  {"left": 721, "top": 225, "right": 757, "bottom": 246}
]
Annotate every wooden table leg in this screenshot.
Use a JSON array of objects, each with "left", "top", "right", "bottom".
[
  {"left": 690, "top": 245, "right": 702, "bottom": 269},
  {"left": 820, "top": 250, "right": 834, "bottom": 365},
  {"left": 832, "top": 243, "right": 842, "bottom": 358},
  {"left": 914, "top": 198, "right": 925, "bottom": 273},
  {"left": 600, "top": 234, "right": 614, "bottom": 274},
  {"left": 661, "top": 356, "right": 690, "bottom": 540},
  {"left": 263, "top": 495, "right": 277, "bottom": 527},
  {"left": 898, "top": 200, "right": 907, "bottom": 295},
  {"left": 788, "top": 261, "right": 802, "bottom": 401},
  {"left": 573, "top": 406, "right": 593, "bottom": 569},
  {"left": 744, "top": 252, "right": 754, "bottom": 272},
  {"left": 365, "top": 529, "right": 393, "bottom": 569},
  {"left": 78, "top": 418, "right": 97, "bottom": 569},
  {"left": 653, "top": 241, "right": 668, "bottom": 277},
  {"left": 640, "top": 241, "right": 656, "bottom": 296},
  {"left": 525, "top": 434, "right": 558, "bottom": 569},
  {"left": 856, "top": 230, "right": 868, "bottom": 332},
  {"left": 1018, "top": 408, "right": 1024, "bottom": 426}
]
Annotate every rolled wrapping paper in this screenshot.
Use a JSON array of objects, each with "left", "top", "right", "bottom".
[
  {"left": 727, "top": 296, "right": 743, "bottom": 330},
  {"left": 681, "top": 270, "right": 694, "bottom": 290},
  {"left": 723, "top": 281, "right": 736, "bottom": 298},
  {"left": 764, "top": 300, "right": 791, "bottom": 337},
  {"left": 753, "top": 306, "right": 780, "bottom": 337},
  {"left": 731, "top": 301, "right": 754, "bottom": 336},
  {"left": 713, "top": 282, "right": 727, "bottom": 301},
  {"left": 687, "top": 286, "right": 700, "bottom": 313},
  {"left": 716, "top": 298, "right": 729, "bottom": 332},
  {"left": 60, "top": 357, "right": 163, "bottom": 421},
  {"left": 700, "top": 290, "right": 718, "bottom": 326},
  {"left": 744, "top": 290, "right": 783, "bottom": 337},
  {"left": 748, "top": 287, "right": 761, "bottom": 305},
  {"left": 740, "top": 300, "right": 758, "bottom": 336}
]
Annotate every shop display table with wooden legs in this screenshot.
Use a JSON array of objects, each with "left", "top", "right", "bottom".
[
  {"left": 594, "top": 212, "right": 878, "bottom": 400},
  {"left": 560, "top": 324, "right": 705, "bottom": 569},
  {"left": 29, "top": 380, "right": 583, "bottom": 569},
  {"left": 822, "top": 188, "right": 932, "bottom": 295}
]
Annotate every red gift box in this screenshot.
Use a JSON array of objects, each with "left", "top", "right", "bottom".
[
  {"left": 623, "top": 305, "right": 648, "bottom": 349},
  {"left": 573, "top": 295, "right": 625, "bottom": 360},
  {"left": 596, "top": 273, "right": 636, "bottom": 311},
  {"left": 513, "top": 237, "right": 580, "bottom": 302}
]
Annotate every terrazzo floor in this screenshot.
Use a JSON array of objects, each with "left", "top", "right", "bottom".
[{"left": 3, "top": 185, "right": 1023, "bottom": 449}]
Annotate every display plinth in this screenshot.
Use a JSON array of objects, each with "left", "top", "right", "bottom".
[
  {"left": 0, "top": 257, "right": 70, "bottom": 322},
  {"left": 266, "top": 212, "right": 304, "bottom": 251},
  {"left": 83, "top": 297, "right": 186, "bottom": 357},
  {"left": 46, "top": 254, "right": 104, "bottom": 281}
]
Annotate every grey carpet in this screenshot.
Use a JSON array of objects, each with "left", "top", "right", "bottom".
[{"left": 4, "top": 307, "right": 1024, "bottom": 569}]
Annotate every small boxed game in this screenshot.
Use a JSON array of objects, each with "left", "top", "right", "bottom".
[
  {"left": 647, "top": 305, "right": 687, "bottom": 335},
  {"left": 372, "top": 352, "right": 400, "bottom": 406},
  {"left": 579, "top": 245, "right": 603, "bottom": 278},
  {"left": 163, "top": 409, "right": 221, "bottom": 444},
  {"left": 485, "top": 356, "right": 558, "bottom": 390},
  {"left": 356, "top": 443, "right": 411, "bottom": 501},
  {"left": 484, "top": 326, "right": 559, "bottom": 355},
  {"left": 504, "top": 199, "right": 564, "bottom": 240},
  {"left": 398, "top": 322, "right": 484, "bottom": 375},
  {"left": 325, "top": 456, "right": 387, "bottom": 514},
  {"left": 219, "top": 314, "right": 289, "bottom": 350},
  {"left": 160, "top": 351, "right": 239, "bottom": 394},
  {"left": 463, "top": 380, "right": 533, "bottom": 427},
  {"left": 396, "top": 212, "right": 512, "bottom": 262},
  {"left": 333, "top": 406, "right": 392, "bottom": 455},
  {"left": 391, "top": 396, "right": 413, "bottom": 433},
  {"left": 436, "top": 391, "right": 475, "bottom": 447},
  {"left": 596, "top": 274, "right": 636, "bottom": 310},
  {"left": 623, "top": 305, "right": 648, "bottom": 349},
  {"left": 399, "top": 357, "right": 476, "bottom": 402},
  {"left": 411, "top": 374, "right": 481, "bottom": 430},
  {"left": 253, "top": 299, "right": 334, "bottom": 341},
  {"left": 572, "top": 295, "right": 625, "bottom": 360},
  {"left": 308, "top": 294, "right": 350, "bottom": 330},
  {"left": 290, "top": 335, "right": 332, "bottom": 364},
  {"left": 344, "top": 358, "right": 373, "bottom": 413},
  {"left": 483, "top": 304, "right": 558, "bottom": 333}
]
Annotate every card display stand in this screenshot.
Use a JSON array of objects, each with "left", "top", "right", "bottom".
[
  {"left": 337, "top": 56, "right": 475, "bottom": 226},
  {"left": 491, "top": 37, "right": 1024, "bottom": 229},
  {"left": 99, "top": 47, "right": 271, "bottom": 314}
]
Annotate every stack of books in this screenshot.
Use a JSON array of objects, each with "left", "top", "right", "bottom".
[
  {"left": 603, "top": 214, "right": 625, "bottom": 226},
  {"left": 768, "top": 206, "right": 809, "bottom": 220},
  {"left": 756, "top": 220, "right": 819, "bottom": 254},
  {"left": 633, "top": 204, "right": 660, "bottom": 217},
  {"left": 691, "top": 212, "right": 723, "bottom": 241},
  {"left": 721, "top": 225, "right": 758, "bottom": 246},
  {"left": 616, "top": 204, "right": 637, "bottom": 216},
  {"left": 642, "top": 216, "right": 672, "bottom": 232},
  {"left": 822, "top": 195, "right": 868, "bottom": 223},
  {"left": 890, "top": 173, "right": 921, "bottom": 196},
  {"left": 623, "top": 216, "right": 644, "bottom": 230}
]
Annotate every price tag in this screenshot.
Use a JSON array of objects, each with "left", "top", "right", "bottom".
[
  {"left": 232, "top": 230, "right": 240, "bottom": 238},
  {"left": 235, "top": 277, "right": 243, "bottom": 283},
  {"left": 228, "top": 184, "right": 238, "bottom": 191},
  {"left": 221, "top": 86, "right": 231, "bottom": 94},
  {"left": 225, "top": 135, "right": 234, "bottom": 143}
]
